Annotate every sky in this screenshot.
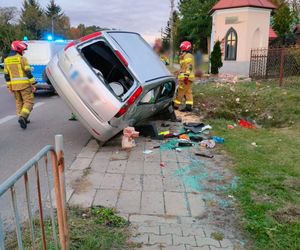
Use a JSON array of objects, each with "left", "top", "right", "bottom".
[{"left": 1, "top": 0, "right": 178, "bottom": 44}]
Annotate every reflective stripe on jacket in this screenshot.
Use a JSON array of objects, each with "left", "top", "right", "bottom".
[
  {"left": 4, "top": 54, "right": 35, "bottom": 91},
  {"left": 178, "top": 53, "right": 195, "bottom": 81}
]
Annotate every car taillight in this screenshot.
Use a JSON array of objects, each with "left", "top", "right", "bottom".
[
  {"left": 80, "top": 31, "right": 102, "bottom": 42},
  {"left": 115, "top": 86, "right": 142, "bottom": 118},
  {"left": 128, "top": 86, "right": 142, "bottom": 105},
  {"left": 115, "top": 106, "right": 128, "bottom": 118},
  {"left": 64, "top": 41, "right": 75, "bottom": 51},
  {"left": 115, "top": 50, "right": 129, "bottom": 67}
]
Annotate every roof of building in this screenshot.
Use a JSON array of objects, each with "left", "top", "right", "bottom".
[
  {"left": 269, "top": 27, "right": 278, "bottom": 39},
  {"left": 210, "top": 0, "right": 277, "bottom": 14}
]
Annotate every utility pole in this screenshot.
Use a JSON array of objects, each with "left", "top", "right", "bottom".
[
  {"left": 169, "top": 0, "right": 175, "bottom": 68},
  {"left": 51, "top": 14, "right": 57, "bottom": 38},
  {"left": 51, "top": 16, "right": 54, "bottom": 37}
]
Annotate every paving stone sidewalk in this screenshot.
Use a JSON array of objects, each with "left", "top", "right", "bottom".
[{"left": 65, "top": 122, "right": 246, "bottom": 250}]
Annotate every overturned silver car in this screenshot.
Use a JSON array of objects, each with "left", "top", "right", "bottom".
[{"left": 46, "top": 31, "right": 176, "bottom": 142}]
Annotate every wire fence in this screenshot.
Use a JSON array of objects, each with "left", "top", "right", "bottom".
[
  {"left": 0, "top": 135, "right": 68, "bottom": 250},
  {"left": 249, "top": 47, "right": 300, "bottom": 86}
]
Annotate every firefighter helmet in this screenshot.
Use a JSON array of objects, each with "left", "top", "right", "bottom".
[
  {"left": 11, "top": 41, "right": 28, "bottom": 54},
  {"left": 180, "top": 41, "right": 192, "bottom": 52}
]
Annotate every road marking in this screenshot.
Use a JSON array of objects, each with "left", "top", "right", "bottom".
[
  {"left": 33, "top": 102, "right": 45, "bottom": 109},
  {"left": 0, "top": 115, "right": 16, "bottom": 125},
  {"left": 0, "top": 102, "right": 45, "bottom": 125}
]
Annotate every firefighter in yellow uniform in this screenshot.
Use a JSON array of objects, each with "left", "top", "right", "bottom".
[
  {"left": 4, "top": 41, "right": 36, "bottom": 129},
  {"left": 173, "top": 41, "right": 195, "bottom": 112}
]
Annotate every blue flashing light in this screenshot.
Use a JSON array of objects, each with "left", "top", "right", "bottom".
[
  {"left": 23, "top": 36, "right": 28, "bottom": 41},
  {"left": 55, "top": 39, "right": 65, "bottom": 43},
  {"left": 47, "top": 35, "right": 53, "bottom": 41}
]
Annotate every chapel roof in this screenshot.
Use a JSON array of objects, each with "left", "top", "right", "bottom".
[{"left": 210, "top": 0, "right": 277, "bottom": 14}]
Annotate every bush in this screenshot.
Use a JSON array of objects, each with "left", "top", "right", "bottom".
[{"left": 210, "top": 41, "right": 223, "bottom": 74}]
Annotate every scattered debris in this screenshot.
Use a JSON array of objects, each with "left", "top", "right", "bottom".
[
  {"left": 143, "top": 150, "right": 153, "bottom": 154},
  {"left": 200, "top": 140, "right": 216, "bottom": 149},
  {"left": 190, "top": 135, "right": 204, "bottom": 142},
  {"left": 160, "top": 162, "right": 166, "bottom": 168},
  {"left": 178, "top": 140, "right": 193, "bottom": 147},
  {"left": 201, "top": 125, "right": 212, "bottom": 132},
  {"left": 159, "top": 131, "right": 170, "bottom": 136},
  {"left": 179, "top": 134, "right": 189, "bottom": 140},
  {"left": 251, "top": 142, "right": 258, "bottom": 147},
  {"left": 122, "top": 127, "right": 139, "bottom": 149},
  {"left": 135, "top": 123, "right": 158, "bottom": 138},
  {"left": 227, "top": 125, "right": 235, "bottom": 129},
  {"left": 239, "top": 119, "right": 256, "bottom": 129},
  {"left": 212, "top": 136, "right": 225, "bottom": 144},
  {"left": 195, "top": 153, "right": 214, "bottom": 159},
  {"left": 175, "top": 148, "right": 182, "bottom": 152}
]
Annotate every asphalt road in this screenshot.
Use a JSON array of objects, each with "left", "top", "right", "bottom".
[{"left": 0, "top": 74, "right": 91, "bottom": 224}]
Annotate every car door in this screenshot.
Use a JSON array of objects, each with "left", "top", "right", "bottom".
[{"left": 153, "top": 80, "right": 176, "bottom": 112}]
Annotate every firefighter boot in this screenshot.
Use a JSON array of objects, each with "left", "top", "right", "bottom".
[
  {"left": 181, "top": 104, "right": 193, "bottom": 112},
  {"left": 18, "top": 116, "right": 27, "bottom": 129}
]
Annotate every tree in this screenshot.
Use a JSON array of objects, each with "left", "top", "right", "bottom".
[
  {"left": 271, "top": 0, "right": 300, "bottom": 28},
  {"left": 0, "top": 7, "right": 18, "bottom": 25},
  {"left": 273, "top": 3, "right": 294, "bottom": 44},
  {"left": 162, "top": 10, "right": 180, "bottom": 53},
  {"left": 210, "top": 41, "right": 222, "bottom": 74},
  {"left": 69, "top": 27, "right": 81, "bottom": 39},
  {"left": 69, "top": 24, "right": 104, "bottom": 39},
  {"left": 20, "top": 0, "right": 45, "bottom": 39},
  {"left": 0, "top": 7, "right": 22, "bottom": 59},
  {"left": 45, "top": 0, "right": 63, "bottom": 18},
  {"left": 45, "top": 0, "right": 70, "bottom": 38},
  {"left": 178, "top": 0, "right": 218, "bottom": 52}
]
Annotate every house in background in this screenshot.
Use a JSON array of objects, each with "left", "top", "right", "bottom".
[
  {"left": 210, "top": 0, "right": 277, "bottom": 76},
  {"left": 269, "top": 27, "right": 278, "bottom": 43}
]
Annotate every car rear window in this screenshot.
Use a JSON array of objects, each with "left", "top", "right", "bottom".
[{"left": 80, "top": 41, "right": 134, "bottom": 98}]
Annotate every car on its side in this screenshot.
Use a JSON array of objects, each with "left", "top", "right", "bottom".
[{"left": 46, "top": 30, "right": 176, "bottom": 142}]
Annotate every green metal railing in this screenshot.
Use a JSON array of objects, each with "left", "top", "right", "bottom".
[{"left": 0, "top": 135, "right": 69, "bottom": 250}]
